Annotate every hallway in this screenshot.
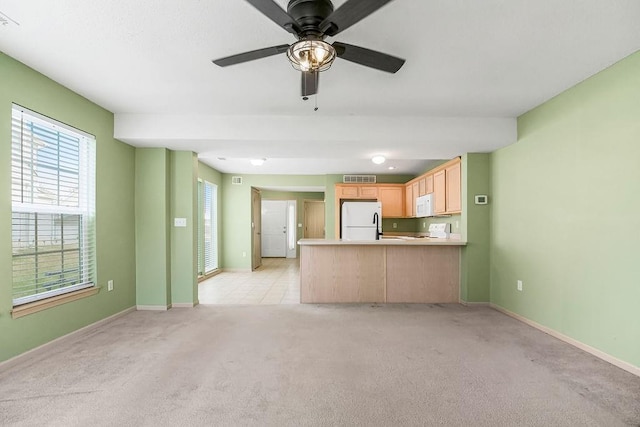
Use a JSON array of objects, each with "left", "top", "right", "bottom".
[{"left": 198, "top": 258, "right": 300, "bottom": 305}]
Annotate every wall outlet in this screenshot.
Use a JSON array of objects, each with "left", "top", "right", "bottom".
[
  {"left": 242, "top": 251, "right": 247, "bottom": 258},
  {"left": 517, "top": 280, "right": 523, "bottom": 291},
  {"left": 392, "top": 222, "right": 397, "bottom": 229},
  {"left": 422, "top": 222, "right": 426, "bottom": 228},
  {"left": 108, "top": 280, "right": 114, "bottom": 291},
  {"left": 455, "top": 221, "right": 460, "bottom": 229}
]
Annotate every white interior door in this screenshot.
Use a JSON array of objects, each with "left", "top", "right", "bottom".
[{"left": 261, "top": 200, "right": 287, "bottom": 257}]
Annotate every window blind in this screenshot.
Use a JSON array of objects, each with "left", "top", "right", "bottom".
[
  {"left": 11, "top": 105, "right": 96, "bottom": 306},
  {"left": 203, "top": 181, "right": 218, "bottom": 273}
]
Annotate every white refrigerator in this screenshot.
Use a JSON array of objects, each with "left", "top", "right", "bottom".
[{"left": 341, "top": 201, "right": 382, "bottom": 240}]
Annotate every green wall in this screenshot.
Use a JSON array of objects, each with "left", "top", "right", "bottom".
[
  {"left": 135, "top": 148, "right": 171, "bottom": 307},
  {"left": 461, "top": 154, "right": 490, "bottom": 302},
  {"left": 0, "top": 52, "right": 136, "bottom": 361},
  {"left": 490, "top": 51, "right": 640, "bottom": 368},
  {"left": 170, "top": 152, "right": 198, "bottom": 305}
]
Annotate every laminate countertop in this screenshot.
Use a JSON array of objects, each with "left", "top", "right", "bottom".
[{"left": 298, "top": 237, "right": 466, "bottom": 246}]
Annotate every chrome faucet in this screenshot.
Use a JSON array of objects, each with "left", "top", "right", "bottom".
[{"left": 373, "top": 212, "right": 383, "bottom": 240}]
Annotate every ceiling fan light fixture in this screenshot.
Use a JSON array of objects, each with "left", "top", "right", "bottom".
[
  {"left": 371, "top": 155, "right": 386, "bottom": 165},
  {"left": 287, "top": 39, "right": 336, "bottom": 72}
]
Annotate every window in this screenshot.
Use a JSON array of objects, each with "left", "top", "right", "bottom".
[
  {"left": 203, "top": 181, "right": 218, "bottom": 273},
  {"left": 11, "top": 105, "right": 96, "bottom": 307}
]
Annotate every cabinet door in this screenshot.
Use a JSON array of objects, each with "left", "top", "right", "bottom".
[
  {"left": 359, "top": 186, "right": 378, "bottom": 198},
  {"left": 405, "top": 184, "right": 414, "bottom": 217},
  {"left": 337, "top": 185, "right": 359, "bottom": 198},
  {"left": 379, "top": 186, "right": 404, "bottom": 217},
  {"left": 425, "top": 174, "right": 434, "bottom": 194},
  {"left": 433, "top": 170, "right": 446, "bottom": 214},
  {"left": 418, "top": 177, "right": 427, "bottom": 196},
  {"left": 445, "top": 162, "right": 461, "bottom": 213}
]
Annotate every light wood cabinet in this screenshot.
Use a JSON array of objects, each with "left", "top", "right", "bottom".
[
  {"left": 335, "top": 184, "right": 379, "bottom": 199},
  {"left": 418, "top": 177, "right": 427, "bottom": 196},
  {"left": 405, "top": 184, "right": 414, "bottom": 217},
  {"left": 425, "top": 174, "right": 434, "bottom": 194},
  {"left": 433, "top": 170, "right": 446, "bottom": 214},
  {"left": 378, "top": 186, "right": 404, "bottom": 217},
  {"left": 359, "top": 186, "right": 378, "bottom": 198},
  {"left": 445, "top": 162, "right": 461, "bottom": 213}
]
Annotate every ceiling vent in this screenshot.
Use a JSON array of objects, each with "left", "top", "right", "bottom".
[
  {"left": 231, "top": 176, "right": 243, "bottom": 185},
  {"left": 343, "top": 175, "right": 376, "bottom": 184}
]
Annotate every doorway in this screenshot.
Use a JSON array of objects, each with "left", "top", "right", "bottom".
[
  {"left": 261, "top": 200, "right": 296, "bottom": 258},
  {"left": 304, "top": 200, "right": 325, "bottom": 239}
]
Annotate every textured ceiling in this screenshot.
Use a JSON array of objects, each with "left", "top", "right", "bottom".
[{"left": 1, "top": 0, "right": 639, "bottom": 175}]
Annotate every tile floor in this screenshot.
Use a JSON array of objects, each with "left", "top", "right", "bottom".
[{"left": 198, "top": 258, "right": 300, "bottom": 305}]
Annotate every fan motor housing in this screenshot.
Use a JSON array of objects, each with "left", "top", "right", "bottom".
[{"left": 287, "top": 0, "right": 334, "bottom": 35}]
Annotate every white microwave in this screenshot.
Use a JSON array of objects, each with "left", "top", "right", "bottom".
[{"left": 416, "top": 194, "right": 433, "bottom": 218}]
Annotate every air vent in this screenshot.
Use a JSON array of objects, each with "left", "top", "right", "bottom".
[
  {"left": 343, "top": 175, "right": 376, "bottom": 184},
  {"left": 231, "top": 176, "right": 243, "bottom": 185}
]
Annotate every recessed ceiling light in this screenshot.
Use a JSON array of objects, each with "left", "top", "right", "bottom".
[
  {"left": 371, "top": 155, "right": 386, "bottom": 165},
  {"left": 250, "top": 158, "right": 266, "bottom": 166},
  {"left": 388, "top": 166, "right": 396, "bottom": 170}
]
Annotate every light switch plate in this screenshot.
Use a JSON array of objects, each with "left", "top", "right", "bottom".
[{"left": 174, "top": 218, "right": 187, "bottom": 227}]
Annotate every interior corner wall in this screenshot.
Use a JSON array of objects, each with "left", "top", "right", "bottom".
[
  {"left": 460, "top": 153, "right": 491, "bottom": 303},
  {"left": 135, "top": 148, "right": 171, "bottom": 308},
  {"left": 0, "top": 52, "right": 136, "bottom": 362},
  {"left": 490, "top": 51, "right": 640, "bottom": 368},
  {"left": 170, "top": 151, "right": 198, "bottom": 305}
]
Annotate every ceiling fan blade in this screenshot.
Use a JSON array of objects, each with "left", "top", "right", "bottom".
[
  {"left": 333, "top": 42, "right": 405, "bottom": 73},
  {"left": 301, "top": 71, "right": 319, "bottom": 97},
  {"left": 212, "top": 45, "right": 289, "bottom": 67},
  {"left": 320, "top": 0, "right": 394, "bottom": 37},
  {"left": 245, "top": 0, "right": 300, "bottom": 35}
]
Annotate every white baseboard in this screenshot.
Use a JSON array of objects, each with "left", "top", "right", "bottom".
[
  {"left": 0, "top": 306, "right": 136, "bottom": 370},
  {"left": 459, "top": 300, "right": 490, "bottom": 307},
  {"left": 490, "top": 303, "right": 640, "bottom": 378},
  {"left": 172, "top": 302, "right": 198, "bottom": 308},
  {"left": 136, "top": 304, "right": 171, "bottom": 311},
  {"left": 222, "top": 268, "right": 252, "bottom": 273}
]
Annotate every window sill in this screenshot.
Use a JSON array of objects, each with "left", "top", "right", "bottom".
[{"left": 11, "top": 286, "right": 100, "bottom": 319}]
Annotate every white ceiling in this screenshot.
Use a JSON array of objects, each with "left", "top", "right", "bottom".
[{"left": 1, "top": 0, "right": 639, "bottom": 175}]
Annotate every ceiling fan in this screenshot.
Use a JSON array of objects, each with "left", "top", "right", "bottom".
[{"left": 212, "top": 0, "right": 405, "bottom": 98}]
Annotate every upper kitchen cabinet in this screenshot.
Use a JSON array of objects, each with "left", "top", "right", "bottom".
[
  {"left": 418, "top": 177, "right": 427, "bottom": 196},
  {"left": 433, "top": 158, "right": 462, "bottom": 215},
  {"left": 405, "top": 184, "right": 414, "bottom": 217},
  {"left": 335, "top": 184, "right": 378, "bottom": 199},
  {"left": 425, "top": 174, "right": 434, "bottom": 194},
  {"left": 445, "top": 161, "right": 461, "bottom": 213},
  {"left": 378, "top": 185, "right": 405, "bottom": 217},
  {"left": 433, "top": 170, "right": 446, "bottom": 214}
]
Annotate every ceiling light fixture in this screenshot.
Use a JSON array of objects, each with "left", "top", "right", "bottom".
[
  {"left": 388, "top": 166, "right": 396, "bottom": 170},
  {"left": 371, "top": 155, "right": 386, "bottom": 165},
  {"left": 250, "top": 158, "right": 266, "bottom": 166},
  {"left": 286, "top": 38, "right": 336, "bottom": 72}
]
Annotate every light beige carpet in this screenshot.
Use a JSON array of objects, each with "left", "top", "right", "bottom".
[{"left": 1, "top": 304, "right": 638, "bottom": 426}]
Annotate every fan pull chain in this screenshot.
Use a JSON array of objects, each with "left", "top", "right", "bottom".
[{"left": 314, "top": 94, "right": 319, "bottom": 111}]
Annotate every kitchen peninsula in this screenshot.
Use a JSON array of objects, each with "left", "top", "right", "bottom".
[{"left": 298, "top": 238, "right": 466, "bottom": 304}]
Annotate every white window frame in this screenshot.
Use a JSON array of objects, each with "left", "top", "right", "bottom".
[
  {"left": 203, "top": 180, "right": 218, "bottom": 273},
  {"left": 11, "top": 104, "right": 96, "bottom": 307}
]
